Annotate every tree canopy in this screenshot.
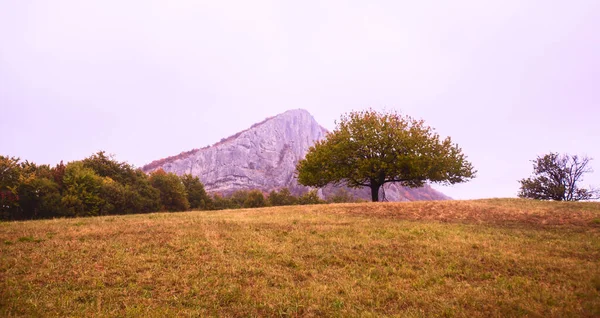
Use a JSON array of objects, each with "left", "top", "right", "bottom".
[
  {"left": 181, "top": 174, "right": 211, "bottom": 210},
  {"left": 149, "top": 169, "right": 190, "bottom": 212},
  {"left": 296, "top": 109, "right": 475, "bottom": 201},
  {"left": 518, "top": 153, "right": 599, "bottom": 201}
]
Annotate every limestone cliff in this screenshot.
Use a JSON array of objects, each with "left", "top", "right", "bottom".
[{"left": 141, "top": 109, "right": 450, "bottom": 201}]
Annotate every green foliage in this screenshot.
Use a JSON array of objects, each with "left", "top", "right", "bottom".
[
  {"left": 1, "top": 158, "right": 67, "bottom": 220},
  {"left": 0, "top": 156, "right": 22, "bottom": 219},
  {"left": 244, "top": 190, "right": 267, "bottom": 208},
  {"left": 229, "top": 190, "right": 250, "bottom": 209},
  {"left": 82, "top": 151, "right": 136, "bottom": 185},
  {"left": 149, "top": 169, "right": 190, "bottom": 212},
  {"left": 296, "top": 109, "right": 475, "bottom": 201},
  {"left": 130, "top": 170, "right": 161, "bottom": 213},
  {"left": 98, "top": 177, "right": 129, "bottom": 215},
  {"left": 52, "top": 161, "right": 66, "bottom": 192},
  {"left": 0, "top": 152, "right": 193, "bottom": 219},
  {"left": 181, "top": 174, "right": 211, "bottom": 210},
  {"left": 327, "top": 188, "right": 356, "bottom": 203},
  {"left": 17, "top": 172, "right": 62, "bottom": 219},
  {"left": 1, "top": 140, "right": 465, "bottom": 218},
  {"left": 83, "top": 151, "right": 161, "bottom": 214},
  {"left": 519, "top": 153, "right": 599, "bottom": 201},
  {"left": 298, "top": 189, "right": 324, "bottom": 205},
  {"left": 268, "top": 188, "right": 297, "bottom": 206},
  {"left": 210, "top": 194, "right": 235, "bottom": 210},
  {"left": 227, "top": 190, "right": 267, "bottom": 209},
  {"left": 61, "top": 162, "right": 104, "bottom": 217},
  {"left": 208, "top": 189, "right": 324, "bottom": 210}
]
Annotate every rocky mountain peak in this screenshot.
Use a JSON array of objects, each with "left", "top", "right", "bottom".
[{"left": 142, "top": 109, "right": 328, "bottom": 194}]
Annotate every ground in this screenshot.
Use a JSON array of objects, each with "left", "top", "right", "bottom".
[{"left": 1, "top": 199, "right": 599, "bottom": 317}]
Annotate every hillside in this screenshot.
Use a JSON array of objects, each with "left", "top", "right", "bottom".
[
  {"left": 141, "top": 109, "right": 450, "bottom": 201},
  {"left": 1, "top": 199, "right": 599, "bottom": 316}
]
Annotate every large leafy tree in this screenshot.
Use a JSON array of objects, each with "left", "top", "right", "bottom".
[
  {"left": 131, "top": 169, "right": 161, "bottom": 213},
  {"left": 83, "top": 151, "right": 161, "bottom": 214},
  {"left": 181, "top": 174, "right": 211, "bottom": 210},
  {"left": 61, "top": 161, "right": 104, "bottom": 217},
  {"left": 149, "top": 169, "right": 190, "bottom": 211},
  {"left": 16, "top": 162, "right": 62, "bottom": 219},
  {"left": 82, "top": 151, "right": 137, "bottom": 185},
  {"left": 296, "top": 109, "right": 475, "bottom": 202},
  {"left": 518, "top": 153, "right": 599, "bottom": 201}
]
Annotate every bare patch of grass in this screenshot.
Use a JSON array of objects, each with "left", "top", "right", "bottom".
[{"left": 1, "top": 199, "right": 599, "bottom": 316}]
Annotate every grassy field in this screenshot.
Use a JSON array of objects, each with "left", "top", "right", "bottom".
[{"left": 1, "top": 199, "right": 599, "bottom": 317}]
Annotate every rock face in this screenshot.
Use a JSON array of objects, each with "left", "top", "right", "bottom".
[{"left": 142, "top": 109, "right": 450, "bottom": 201}]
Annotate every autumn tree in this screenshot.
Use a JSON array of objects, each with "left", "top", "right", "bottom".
[
  {"left": 243, "top": 190, "right": 267, "bottom": 208},
  {"left": 128, "top": 169, "right": 161, "bottom": 213},
  {"left": 1, "top": 152, "right": 163, "bottom": 219},
  {"left": 297, "top": 189, "right": 323, "bottom": 205},
  {"left": 0, "top": 156, "right": 22, "bottom": 219},
  {"left": 210, "top": 193, "right": 235, "bottom": 210},
  {"left": 224, "top": 190, "right": 263, "bottom": 208},
  {"left": 60, "top": 161, "right": 104, "bottom": 217},
  {"left": 181, "top": 174, "right": 211, "bottom": 210},
  {"left": 82, "top": 151, "right": 137, "bottom": 185},
  {"left": 82, "top": 152, "right": 161, "bottom": 214},
  {"left": 228, "top": 190, "right": 250, "bottom": 209},
  {"left": 296, "top": 109, "right": 475, "bottom": 202},
  {"left": 518, "top": 153, "right": 599, "bottom": 201},
  {"left": 268, "top": 188, "right": 297, "bottom": 206},
  {"left": 16, "top": 162, "right": 62, "bottom": 219},
  {"left": 149, "top": 169, "right": 190, "bottom": 211}
]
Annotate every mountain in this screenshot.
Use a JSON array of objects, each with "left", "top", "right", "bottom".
[{"left": 141, "top": 109, "right": 450, "bottom": 201}]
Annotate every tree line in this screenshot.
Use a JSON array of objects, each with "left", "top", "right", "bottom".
[{"left": 0, "top": 151, "right": 358, "bottom": 221}]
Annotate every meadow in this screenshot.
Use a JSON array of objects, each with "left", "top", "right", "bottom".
[{"left": 1, "top": 199, "right": 599, "bottom": 317}]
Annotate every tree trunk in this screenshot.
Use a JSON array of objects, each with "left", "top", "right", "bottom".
[{"left": 370, "top": 183, "right": 380, "bottom": 202}]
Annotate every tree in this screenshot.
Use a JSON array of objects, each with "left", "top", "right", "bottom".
[
  {"left": 82, "top": 151, "right": 137, "bottom": 185},
  {"left": 225, "top": 190, "right": 265, "bottom": 209},
  {"left": 296, "top": 109, "right": 475, "bottom": 202},
  {"left": 210, "top": 193, "right": 235, "bottom": 210},
  {"left": 181, "top": 174, "right": 211, "bottom": 210},
  {"left": 518, "top": 153, "right": 599, "bottom": 201},
  {"left": 229, "top": 190, "right": 250, "bottom": 209},
  {"left": 98, "top": 177, "right": 127, "bottom": 215},
  {"left": 243, "top": 190, "right": 267, "bottom": 208},
  {"left": 297, "top": 189, "right": 323, "bottom": 205},
  {"left": 61, "top": 161, "right": 104, "bottom": 217},
  {"left": 16, "top": 162, "right": 62, "bottom": 219},
  {"left": 149, "top": 169, "right": 190, "bottom": 211},
  {"left": 268, "top": 188, "right": 297, "bottom": 206},
  {"left": 128, "top": 169, "right": 161, "bottom": 213},
  {"left": 0, "top": 156, "right": 22, "bottom": 219}
]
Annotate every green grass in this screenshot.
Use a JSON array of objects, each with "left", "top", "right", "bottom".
[{"left": 1, "top": 199, "right": 599, "bottom": 317}]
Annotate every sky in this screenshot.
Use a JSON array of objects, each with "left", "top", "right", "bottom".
[{"left": 1, "top": 0, "right": 599, "bottom": 200}]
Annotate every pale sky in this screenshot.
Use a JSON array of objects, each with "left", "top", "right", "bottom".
[{"left": 1, "top": 0, "right": 599, "bottom": 199}]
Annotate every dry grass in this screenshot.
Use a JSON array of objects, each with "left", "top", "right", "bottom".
[{"left": 1, "top": 199, "right": 599, "bottom": 317}]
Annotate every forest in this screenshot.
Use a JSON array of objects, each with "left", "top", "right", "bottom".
[{"left": 0, "top": 152, "right": 348, "bottom": 221}]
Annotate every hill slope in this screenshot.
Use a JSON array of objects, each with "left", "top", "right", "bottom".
[
  {"left": 1, "top": 199, "right": 599, "bottom": 316},
  {"left": 142, "top": 109, "right": 450, "bottom": 201}
]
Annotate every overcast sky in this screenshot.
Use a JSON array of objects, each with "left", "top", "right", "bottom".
[{"left": 1, "top": 0, "right": 599, "bottom": 199}]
